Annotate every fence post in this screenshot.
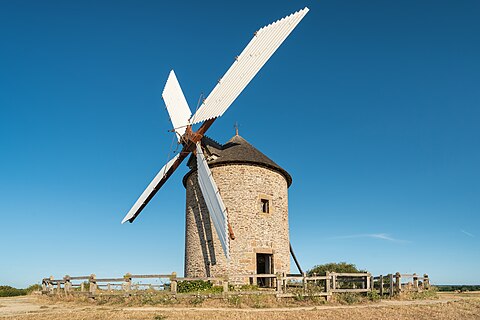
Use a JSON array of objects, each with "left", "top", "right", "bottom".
[
  {"left": 64, "top": 275, "right": 72, "bottom": 295},
  {"left": 413, "top": 273, "right": 418, "bottom": 290},
  {"left": 332, "top": 273, "right": 337, "bottom": 290},
  {"left": 424, "top": 274, "right": 430, "bottom": 289},
  {"left": 282, "top": 272, "right": 287, "bottom": 293},
  {"left": 170, "top": 272, "right": 177, "bottom": 294},
  {"left": 48, "top": 276, "right": 54, "bottom": 294},
  {"left": 366, "top": 273, "right": 371, "bottom": 290},
  {"left": 325, "top": 272, "right": 331, "bottom": 293},
  {"left": 41, "top": 280, "right": 47, "bottom": 294},
  {"left": 379, "top": 275, "right": 384, "bottom": 295},
  {"left": 395, "top": 272, "right": 401, "bottom": 294},
  {"left": 276, "top": 273, "right": 283, "bottom": 295},
  {"left": 89, "top": 274, "right": 97, "bottom": 297},
  {"left": 107, "top": 283, "right": 111, "bottom": 291},
  {"left": 370, "top": 274, "right": 374, "bottom": 290},
  {"left": 302, "top": 272, "right": 307, "bottom": 294},
  {"left": 389, "top": 274, "right": 394, "bottom": 296},
  {"left": 123, "top": 273, "right": 132, "bottom": 294},
  {"left": 222, "top": 279, "right": 229, "bottom": 298},
  {"left": 325, "top": 272, "right": 332, "bottom": 302}
]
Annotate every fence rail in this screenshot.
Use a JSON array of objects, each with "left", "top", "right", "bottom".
[{"left": 41, "top": 271, "right": 430, "bottom": 300}]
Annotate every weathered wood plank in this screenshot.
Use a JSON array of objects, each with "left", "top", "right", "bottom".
[
  {"left": 330, "top": 273, "right": 370, "bottom": 277},
  {"left": 305, "top": 276, "right": 328, "bottom": 281},
  {"left": 93, "top": 278, "right": 125, "bottom": 282},
  {"left": 331, "top": 289, "right": 369, "bottom": 293},
  {"left": 129, "top": 274, "right": 173, "bottom": 279}
]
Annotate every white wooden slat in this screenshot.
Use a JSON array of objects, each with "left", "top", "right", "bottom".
[
  {"left": 190, "top": 7, "right": 309, "bottom": 124},
  {"left": 162, "top": 70, "right": 192, "bottom": 141},
  {"left": 195, "top": 142, "right": 230, "bottom": 259},
  {"left": 121, "top": 153, "right": 181, "bottom": 224}
]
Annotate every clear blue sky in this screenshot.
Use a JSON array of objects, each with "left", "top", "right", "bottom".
[{"left": 1, "top": 0, "right": 479, "bottom": 287}]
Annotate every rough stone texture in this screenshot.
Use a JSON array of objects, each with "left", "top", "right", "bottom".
[{"left": 184, "top": 163, "right": 290, "bottom": 283}]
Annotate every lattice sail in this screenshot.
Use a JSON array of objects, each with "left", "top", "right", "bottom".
[
  {"left": 195, "top": 142, "right": 230, "bottom": 259},
  {"left": 162, "top": 70, "right": 192, "bottom": 141},
  {"left": 121, "top": 153, "right": 181, "bottom": 224},
  {"left": 189, "top": 7, "right": 309, "bottom": 124}
]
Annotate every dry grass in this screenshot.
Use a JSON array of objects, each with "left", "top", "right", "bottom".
[{"left": 1, "top": 293, "right": 479, "bottom": 320}]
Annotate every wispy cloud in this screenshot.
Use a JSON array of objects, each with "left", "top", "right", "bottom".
[
  {"left": 461, "top": 229, "right": 475, "bottom": 237},
  {"left": 330, "top": 233, "right": 408, "bottom": 243}
]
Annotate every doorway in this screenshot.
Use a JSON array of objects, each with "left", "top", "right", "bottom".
[{"left": 256, "top": 253, "right": 274, "bottom": 287}]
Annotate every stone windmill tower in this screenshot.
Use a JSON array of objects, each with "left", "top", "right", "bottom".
[
  {"left": 121, "top": 8, "right": 308, "bottom": 286},
  {"left": 183, "top": 134, "right": 292, "bottom": 283}
]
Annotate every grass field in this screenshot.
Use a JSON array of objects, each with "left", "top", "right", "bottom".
[{"left": 0, "top": 292, "right": 479, "bottom": 319}]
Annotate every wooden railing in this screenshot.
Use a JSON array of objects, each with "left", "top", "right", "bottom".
[{"left": 41, "top": 271, "right": 430, "bottom": 300}]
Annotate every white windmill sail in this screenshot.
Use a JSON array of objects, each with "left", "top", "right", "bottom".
[
  {"left": 195, "top": 142, "right": 230, "bottom": 259},
  {"left": 189, "top": 7, "right": 309, "bottom": 125},
  {"left": 122, "top": 153, "right": 181, "bottom": 224},
  {"left": 162, "top": 70, "right": 192, "bottom": 140}
]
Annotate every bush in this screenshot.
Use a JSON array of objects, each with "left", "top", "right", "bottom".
[
  {"left": 177, "top": 280, "right": 222, "bottom": 293},
  {"left": 336, "top": 292, "right": 362, "bottom": 304},
  {"left": 405, "top": 287, "right": 438, "bottom": 300},
  {"left": 307, "top": 262, "right": 366, "bottom": 276},
  {"left": 0, "top": 286, "right": 27, "bottom": 297},
  {"left": 228, "top": 295, "right": 242, "bottom": 307},
  {"left": 437, "top": 285, "right": 480, "bottom": 292},
  {"left": 26, "top": 284, "right": 42, "bottom": 293},
  {"left": 367, "top": 290, "right": 381, "bottom": 301}
]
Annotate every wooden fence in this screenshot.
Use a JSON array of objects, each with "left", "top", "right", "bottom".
[{"left": 41, "top": 271, "right": 430, "bottom": 301}]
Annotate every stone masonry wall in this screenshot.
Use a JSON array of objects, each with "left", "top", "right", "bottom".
[{"left": 184, "top": 163, "right": 290, "bottom": 283}]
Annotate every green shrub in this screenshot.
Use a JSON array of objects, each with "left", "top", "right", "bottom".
[
  {"left": 307, "top": 262, "right": 366, "bottom": 276},
  {"left": 0, "top": 286, "right": 27, "bottom": 297},
  {"left": 367, "top": 290, "right": 381, "bottom": 301},
  {"left": 228, "top": 295, "right": 242, "bottom": 307},
  {"left": 26, "top": 284, "right": 42, "bottom": 293},
  {"left": 336, "top": 292, "right": 362, "bottom": 304},
  {"left": 177, "top": 280, "right": 213, "bottom": 293},
  {"left": 406, "top": 287, "right": 438, "bottom": 300},
  {"left": 437, "top": 285, "right": 480, "bottom": 292},
  {"left": 294, "top": 293, "right": 306, "bottom": 301}
]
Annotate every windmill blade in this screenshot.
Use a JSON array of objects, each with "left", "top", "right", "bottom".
[
  {"left": 122, "top": 152, "right": 186, "bottom": 224},
  {"left": 162, "top": 70, "right": 192, "bottom": 141},
  {"left": 195, "top": 142, "right": 230, "bottom": 259},
  {"left": 189, "top": 7, "right": 309, "bottom": 125}
]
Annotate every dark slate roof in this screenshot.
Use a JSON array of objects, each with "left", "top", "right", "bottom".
[{"left": 183, "top": 134, "right": 292, "bottom": 187}]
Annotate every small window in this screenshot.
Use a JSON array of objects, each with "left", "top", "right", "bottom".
[{"left": 260, "top": 199, "right": 270, "bottom": 213}]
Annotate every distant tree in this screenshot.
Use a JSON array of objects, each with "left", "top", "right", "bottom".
[{"left": 307, "top": 262, "right": 366, "bottom": 276}]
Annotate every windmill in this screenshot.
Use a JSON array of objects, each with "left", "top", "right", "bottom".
[{"left": 122, "top": 7, "right": 309, "bottom": 264}]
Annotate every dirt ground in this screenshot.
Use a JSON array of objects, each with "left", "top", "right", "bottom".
[{"left": 0, "top": 292, "right": 479, "bottom": 320}]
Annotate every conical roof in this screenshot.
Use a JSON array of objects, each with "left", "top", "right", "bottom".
[{"left": 183, "top": 134, "right": 292, "bottom": 187}]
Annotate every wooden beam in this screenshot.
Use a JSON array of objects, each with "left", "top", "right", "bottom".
[{"left": 289, "top": 242, "right": 303, "bottom": 274}]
